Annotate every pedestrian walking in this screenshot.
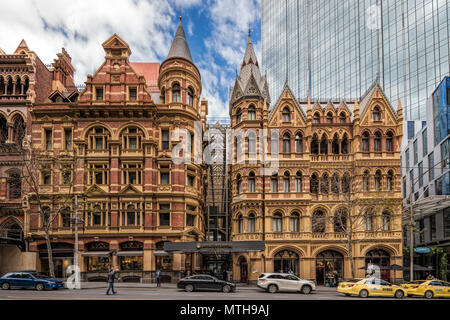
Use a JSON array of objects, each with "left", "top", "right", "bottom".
[
  {"left": 333, "top": 270, "right": 339, "bottom": 287},
  {"left": 106, "top": 266, "right": 120, "bottom": 295},
  {"left": 156, "top": 269, "right": 162, "bottom": 287}
]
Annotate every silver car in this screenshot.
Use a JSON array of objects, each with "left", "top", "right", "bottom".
[{"left": 257, "top": 273, "right": 316, "bottom": 294}]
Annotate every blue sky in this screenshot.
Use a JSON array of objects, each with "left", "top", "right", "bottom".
[{"left": 0, "top": 0, "right": 262, "bottom": 119}]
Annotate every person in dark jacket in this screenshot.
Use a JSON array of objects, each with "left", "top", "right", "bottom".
[
  {"left": 156, "top": 269, "right": 162, "bottom": 287},
  {"left": 106, "top": 266, "right": 120, "bottom": 295},
  {"left": 333, "top": 270, "right": 339, "bottom": 287}
]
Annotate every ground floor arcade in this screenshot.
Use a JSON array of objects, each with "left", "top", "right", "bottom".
[{"left": 232, "top": 242, "right": 404, "bottom": 285}]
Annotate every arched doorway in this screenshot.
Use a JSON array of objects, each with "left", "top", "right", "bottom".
[
  {"left": 365, "top": 248, "right": 391, "bottom": 282},
  {"left": 315, "top": 250, "right": 344, "bottom": 286},
  {"left": 238, "top": 256, "right": 248, "bottom": 283},
  {"left": 273, "top": 249, "right": 300, "bottom": 275}
]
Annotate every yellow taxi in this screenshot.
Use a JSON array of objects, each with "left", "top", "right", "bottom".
[
  {"left": 336, "top": 279, "right": 364, "bottom": 296},
  {"left": 406, "top": 280, "right": 450, "bottom": 299},
  {"left": 337, "top": 278, "right": 407, "bottom": 298},
  {"left": 400, "top": 280, "right": 427, "bottom": 296}
]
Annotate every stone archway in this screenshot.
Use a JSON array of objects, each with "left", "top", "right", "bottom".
[
  {"left": 238, "top": 256, "right": 248, "bottom": 283},
  {"left": 273, "top": 249, "right": 300, "bottom": 275},
  {"left": 315, "top": 250, "right": 344, "bottom": 286},
  {"left": 365, "top": 248, "right": 391, "bottom": 282}
]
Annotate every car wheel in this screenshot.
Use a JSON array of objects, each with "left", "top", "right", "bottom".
[
  {"left": 425, "top": 290, "right": 434, "bottom": 299},
  {"left": 268, "top": 284, "right": 278, "bottom": 294},
  {"left": 394, "top": 290, "right": 404, "bottom": 299},
  {"left": 185, "top": 284, "right": 194, "bottom": 292},
  {"left": 301, "top": 285, "right": 312, "bottom": 294},
  {"left": 222, "top": 285, "right": 231, "bottom": 293},
  {"left": 359, "top": 289, "right": 369, "bottom": 298},
  {"left": 1, "top": 282, "right": 10, "bottom": 290},
  {"left": 35, "top": 283, "right": 45, "bottom": 291}
]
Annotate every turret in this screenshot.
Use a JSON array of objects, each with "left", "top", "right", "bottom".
[
  {"left": 229, "top": 31, "right": 270, "bottom": 128},
  {"left": 158, "top": 16, "right": 201, "bottom": 117}
]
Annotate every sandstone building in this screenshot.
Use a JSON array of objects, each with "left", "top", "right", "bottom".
[{"left": 229, "top": 33, "right": 404, "bottom": 284}]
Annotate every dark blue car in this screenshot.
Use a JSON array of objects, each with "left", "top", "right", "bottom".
[{"left": 0, "top": 271, "right": 64, "bottom": 291}]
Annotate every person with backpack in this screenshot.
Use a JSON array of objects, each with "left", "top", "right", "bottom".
[{"left": 106, "top": 266, "right": 120, "bottom": 295}]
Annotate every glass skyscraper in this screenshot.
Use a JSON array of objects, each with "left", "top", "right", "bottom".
[{"left": 261, "top": 0, "right": 450, "bottom": 122}]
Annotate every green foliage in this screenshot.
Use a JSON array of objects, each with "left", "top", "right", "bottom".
[{"left": 429, "top": 246, "right": 448, "bottom": 281}]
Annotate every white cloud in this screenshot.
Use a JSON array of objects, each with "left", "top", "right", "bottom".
[{"left": 0, "top": 0, "right": 262, "bottom": 119}]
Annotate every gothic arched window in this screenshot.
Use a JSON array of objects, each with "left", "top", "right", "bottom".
[
  {"left": 282, "top": 107, "right": 291, "bottom": 122},
  {"left": 187, "top": 87, "right": 194, "bottom": 106},
  {"left": 295, "top": 133, "right": 303, "bottom": 153},
  {"left": 283, "top": 133, "right": 291, "bottom": 153},
  {"left": 172, "top": 83, "right": 181, "bottom": 103},
  {"left": 373, "top": 106, "right": 381, "bottom": 121},
  {"left": 248, "top": 105, "right": 256, "bottom": 120}
]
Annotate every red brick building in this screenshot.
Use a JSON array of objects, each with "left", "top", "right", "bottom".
[
  {"left": 0, "top": 40, "right": 77, "bottom": 275},
  {"left": 24, "top": 20, "right": 208, "bottom": 282}
]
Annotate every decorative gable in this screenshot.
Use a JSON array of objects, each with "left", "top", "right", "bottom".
[
  {"left": 269, "top": 83, "right": 307, "bottom": 125},
  {"left": 244, "top": 73, "right": 262, "bottom": 97},
  {"left": 78, "top": 34, "right": 155, "bottom": 106},
  {"left": 102, "top": 34, "right": 131, "bottom": 59}
]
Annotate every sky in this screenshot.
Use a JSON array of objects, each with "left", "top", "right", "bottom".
[{"left": 0, "top": 0, "right": 262, "bottom": 120}]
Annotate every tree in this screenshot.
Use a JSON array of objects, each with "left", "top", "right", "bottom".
[
  {"left": 20, "top": 145, "right": 78, "bottom": 278},
  {"left": 310, "top": 165, "right": 395, "bottom": 279}
]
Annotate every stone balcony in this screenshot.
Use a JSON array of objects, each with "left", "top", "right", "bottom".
[
  {"left": 310, "top": 154, "right": 352, "bottom": 162},
  {"left": 232, "top": 231, "right": 401, "bottom": 242}
]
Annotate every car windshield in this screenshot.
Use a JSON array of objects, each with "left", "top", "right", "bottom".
[{"left": 32, "top": 273, "right": 50, "bottom": 279}]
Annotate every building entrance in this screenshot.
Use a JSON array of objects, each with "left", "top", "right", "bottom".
[{"left": 315, "top": 250, "right": 344, "bottom": 286}]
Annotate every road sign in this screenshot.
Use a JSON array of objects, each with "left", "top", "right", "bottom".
[{"left": 414, "top": 247, "right": 431, "bottom": 254}]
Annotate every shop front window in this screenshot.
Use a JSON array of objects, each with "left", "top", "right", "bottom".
[
  {"left": 273, "top": 250, "right": 299, "bottom": 275},
  {"left": 120, "top": 256, "right": 143, "bottom": 271},
  {"left": 87, "top": 256, "right": 110, "bottom": 272}
]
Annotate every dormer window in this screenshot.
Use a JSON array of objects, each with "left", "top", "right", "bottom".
[
  {"left": 248, "top": 105, "right": 256, "bottom": 120},
  {"left": 326, "top": 112, "right": 333, "bottom": 124},
  {"left": 95, "top": 87, "right": 104, "bottom": 101},
  {"left": 314, "top": 112, "right": 320, "bottom": 124},
  {"left": 129, "top": 87, "right": 137, "bottom": 101},
  {"left": 373, "top": 106, "right": 381, "bottom": 121},
  {"left": 339, "top": 112, "right": 346, "bottom": 123},
  {"left": 282, "top": 107, "right": 291, "bottom": 122},
  {"left": 172, "top": 83, "right": 181, "bottom": 103}
]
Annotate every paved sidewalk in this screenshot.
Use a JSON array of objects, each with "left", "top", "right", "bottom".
[{"left": 70, "top": 282, "right": 260, "bottom": 290}]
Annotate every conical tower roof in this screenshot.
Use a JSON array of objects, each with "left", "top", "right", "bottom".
[
  {"left": 166, "top": 18, "right": 193, "bottom": 63},
  {"left": 229, "top": 30, "right": 270, "bottom": 105}
]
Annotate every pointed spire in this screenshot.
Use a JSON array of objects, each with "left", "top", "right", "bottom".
[
  {"left": 14, "top": 39, "right": 29, "bottom": 54},
  {"left": 354, "top": 98, "right": 360, "bottom": 119},
  {"left": 166, "top": 18, "right": 193, "bottom": 63},
  {"left": 397, "top": 98, "right": 403, "bottom": 119},
  {"left": 248, "top": 28, "right": 252, "bottom": 44}
]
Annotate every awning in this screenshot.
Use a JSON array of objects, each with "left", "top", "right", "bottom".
[
  {"left": 81, "top": 251, "right": 110, "bottom": 257},
  {"left": 406, "top": 195, "right": 450, "bottom": 216},
  {"left": 116, "top": 251, "right": 143, "bottom": 257},
  {"left": 153, "top": 250, "right": 171, "bottom": 256},
  {"left": 164, "top": 241, "right": 265, "bottom": 253}
]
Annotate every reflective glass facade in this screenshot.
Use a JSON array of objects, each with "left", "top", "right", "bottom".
[{"left": 261, "top": 0, "right": 450, "bottom": 121}]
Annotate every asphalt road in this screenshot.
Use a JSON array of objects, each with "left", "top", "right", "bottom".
[{"left": 0, "top": 286, "right": 429, "bottom": 300}]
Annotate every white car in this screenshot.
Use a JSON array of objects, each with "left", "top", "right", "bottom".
[{"left": 257, "top": 273, "right": 316, "bottom": 294}]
